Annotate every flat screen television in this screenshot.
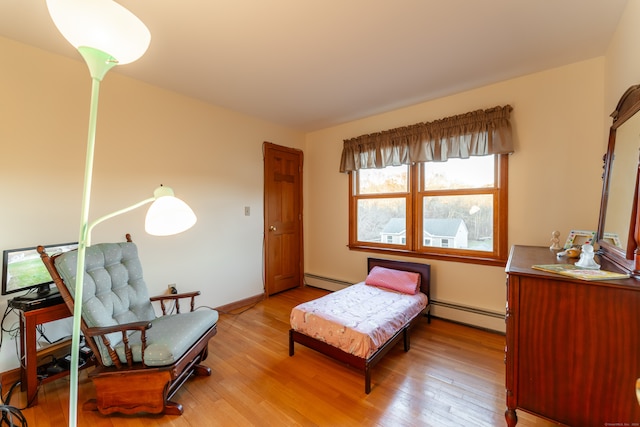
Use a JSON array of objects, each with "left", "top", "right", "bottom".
[{"left": 1, "top": 242, "right": 78, "bottom": 297}]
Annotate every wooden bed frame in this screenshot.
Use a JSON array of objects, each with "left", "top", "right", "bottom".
[{"left": 289, "top": 257, "right": 431, "bottom": 394}]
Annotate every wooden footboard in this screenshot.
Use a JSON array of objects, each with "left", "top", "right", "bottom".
[{"left": 289, "top": 306, "right": 427, "bottom": 393}]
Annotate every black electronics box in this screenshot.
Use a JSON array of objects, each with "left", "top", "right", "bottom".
[{"left": 9, "top": 291, "right": 64, "bottom": 311}]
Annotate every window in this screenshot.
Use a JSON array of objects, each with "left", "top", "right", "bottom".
[
  {"left": 341, "top": 105, "right": 513, "bottom": 265},
  {"left": 348, "top": 154, "right": 508, "bottom": 266}
]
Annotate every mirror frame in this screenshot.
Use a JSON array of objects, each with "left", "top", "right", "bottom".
[{"left": 597, "top": 84, "right": 640, "bottom": 277}]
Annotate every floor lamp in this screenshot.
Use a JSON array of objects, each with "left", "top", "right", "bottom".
[{"left": 46, "top": 1, "right": 196, "bottom": 426}]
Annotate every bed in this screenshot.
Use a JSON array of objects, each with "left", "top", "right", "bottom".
[{"left": 289, "top": 258, "right": 431, "bottom": 393}]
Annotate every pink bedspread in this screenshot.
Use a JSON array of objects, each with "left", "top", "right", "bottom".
[{"left": 290, "top": 282, "right": 429, "bottom": 359}]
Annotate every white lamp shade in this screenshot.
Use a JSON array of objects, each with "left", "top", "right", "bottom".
[
  {"left": 145, "top": 196, "right": 197, "bottom": 236},
  {"left": 46, "top": 0, "right": 150, "bottom": 64}
]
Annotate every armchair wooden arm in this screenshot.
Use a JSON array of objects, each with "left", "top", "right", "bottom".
[
  {"left": 150, "top": 291, "right": 201, "bottom": 315},
  {"left": 84, "top": 321, "right": 153, "bottom": 369},
  {"left": 84, "top": 321, "right": 152, "bottom": 337}
]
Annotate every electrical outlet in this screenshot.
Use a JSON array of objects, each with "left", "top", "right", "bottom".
[
  {"left": 244, "top": 206, "right": 250, "bottom": 216},
  {"left": 168, "top": 284, "right": 177, "bottom": 294}
]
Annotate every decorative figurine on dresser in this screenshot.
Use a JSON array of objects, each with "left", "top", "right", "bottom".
[
  {"left": 549, "top": 230, "right": 562, "bottom": 250},
  {"left": 573, "top": 243, "right": 600, "bottom": 269},
  {"left": 505, "top": 84, "right": 640, "bottom": 426}
]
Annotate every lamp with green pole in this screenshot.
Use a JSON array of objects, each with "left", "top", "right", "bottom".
[{"left": 45, "top": 1, "right": 196, "bottom": 426}]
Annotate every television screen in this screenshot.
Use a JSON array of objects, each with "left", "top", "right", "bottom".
[{"left": 1, "top": 243, "right": 78, "bottom": 296}]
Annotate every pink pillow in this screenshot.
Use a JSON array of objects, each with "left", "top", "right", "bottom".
[{"left": 365, "top": 266, "right": 421, "bottom": 295}]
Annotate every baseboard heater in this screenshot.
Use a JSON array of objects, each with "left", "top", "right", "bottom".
[
  {"left": 303, "top": 273, "right": 352, "bottom": 291},
  {"left": 431, "top": 300, "right": 505, "bottom": 320}
]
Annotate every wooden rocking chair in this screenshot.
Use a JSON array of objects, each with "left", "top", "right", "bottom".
[{"left": 38, "top": 234, "right": 218, "bottom": 416}]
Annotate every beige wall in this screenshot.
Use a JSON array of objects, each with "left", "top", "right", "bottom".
[
  {"left": 304, "top": 58, "right": 606, "bottom": 331},
  {"left": 605, "top": 0, "right": 640, "bottom": 113},
  {"left": 0, "top": 37, "right": 304, "bottom": 371}
]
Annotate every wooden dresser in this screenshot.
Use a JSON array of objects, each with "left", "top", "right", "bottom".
[{"left": 505, "top": 245, "right": 640, "bottom": 426}]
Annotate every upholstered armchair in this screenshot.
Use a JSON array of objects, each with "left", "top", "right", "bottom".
[{"left": 38, "top": 235, "right": 218, "bottom": 415}]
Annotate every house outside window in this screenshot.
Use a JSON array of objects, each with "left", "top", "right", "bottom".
[{"left": 423, "top": 218, "right": 467, "bottom": 249}]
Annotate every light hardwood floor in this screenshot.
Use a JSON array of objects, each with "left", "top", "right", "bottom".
[{"left": 11, "top": 286, "right": 556, "bottom": 426}]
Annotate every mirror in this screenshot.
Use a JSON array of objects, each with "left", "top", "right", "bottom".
[
  {"left": 597, "top": 84, "right": 640, "bottom": 276},
  {"left": 603, "top": 113, "right": 640, "bottom": 250}
]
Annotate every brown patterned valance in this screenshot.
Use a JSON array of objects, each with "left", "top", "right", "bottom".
[{"left": 339, "top": 105, "right": 513, "bottom": 172}]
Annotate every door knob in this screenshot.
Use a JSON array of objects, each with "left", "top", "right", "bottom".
[{"left": 269, "top": 225, "right": 277, "bottom": 231}]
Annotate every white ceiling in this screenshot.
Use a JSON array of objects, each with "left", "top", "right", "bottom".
[{"left": 0, "top": 0, "right": 629, "bottom": 131}]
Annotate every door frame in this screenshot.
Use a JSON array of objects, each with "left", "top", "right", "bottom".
[{"left": 263, "top": 141, "right": 304, "bottom": 296}]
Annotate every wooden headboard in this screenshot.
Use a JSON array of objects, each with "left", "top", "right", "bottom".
[{"left": 367, "top": 257, "right": 431, "bottom": 300}]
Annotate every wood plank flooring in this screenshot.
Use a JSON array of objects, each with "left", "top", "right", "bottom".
[{"left": 9, "top": 286, "right": 556, "bottom": 426}]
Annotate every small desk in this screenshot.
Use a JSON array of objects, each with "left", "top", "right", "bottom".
[{"left": 15, "top": 301, "right": 72, "bottom": 406}]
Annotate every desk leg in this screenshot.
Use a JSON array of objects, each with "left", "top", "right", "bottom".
[
  {"left": 23, "top": 313, "right": 38, "bottom": 406},
  {"left": 19, "top": 315, "right": 25, "bottom": 393}
]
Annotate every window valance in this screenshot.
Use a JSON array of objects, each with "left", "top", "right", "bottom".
[{"left": 339, "top": 105, "right": 513, "bottom": 172}]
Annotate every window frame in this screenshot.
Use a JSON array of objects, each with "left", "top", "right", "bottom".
[{"left": 348, "top": 154, "right": 509, "bottom": 267}]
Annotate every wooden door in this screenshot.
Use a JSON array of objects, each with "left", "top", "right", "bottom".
[{"left": 263, "top": 142, "right": 303, "bottom": 296}]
